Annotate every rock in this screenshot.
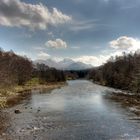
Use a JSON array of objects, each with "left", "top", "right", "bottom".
[
  {"left": 2, "top": 133, "right": 6, "bottom": 136},
  {"left": 14, "top": 109, "right": 21, "bottom": 114},
  {"left": 43, "top": 117, "right": 47, "bottom": 120},
  {"left": 33, "top": 126, "right": 39, "bottom": 130}
]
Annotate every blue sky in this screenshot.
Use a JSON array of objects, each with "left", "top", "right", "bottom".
[{"left": 0, "top": 0, "right": 140, "bottom": 66}]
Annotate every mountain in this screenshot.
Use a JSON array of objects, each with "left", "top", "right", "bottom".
[
  {"left": 35, "top": 58, "right": 93, "bottom": 70},
  {"left": 65, "top": 62, "right": 93, "bottom": 70},
  {"left": 34, "top": 59, "right": 62, "bottom": 69},
  {"left": 58, "top": 58, "right": 75, "bottom": 69}
]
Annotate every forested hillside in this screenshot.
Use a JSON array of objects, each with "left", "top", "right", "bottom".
[{"left": 88, "top": 52, "right": 140, "bottom": 93}]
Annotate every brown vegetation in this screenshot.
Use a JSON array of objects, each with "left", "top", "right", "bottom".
[
  {"left": 0, "top": 48, "right": 32, "bottom": 87},
  {"left": 0, "top": 48, "right": 66, "bottom": 108},
  {"left": 105, "top": 92, "right": 140, "bottom": 115},
  {"left": 88, "top": 52, "right": 140, "bottom": 94}
]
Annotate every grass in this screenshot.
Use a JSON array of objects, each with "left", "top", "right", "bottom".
[
  {"left": 25, "top": 78, "right": 40, "bottom": 86},
  {"left": 0, "top": 78, "right": 66, "bottom": 108},
  {"left": 0, "top": 97, "right": 7, "bottom": 108}
]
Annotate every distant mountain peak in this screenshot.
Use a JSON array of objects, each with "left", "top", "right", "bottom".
[{"left": 35, "top": 58, "right": 93, "bottom": 70}]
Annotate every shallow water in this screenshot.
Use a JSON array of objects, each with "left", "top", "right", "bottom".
[{"left": 2, "top": 80, "right": 140, "bottom": 140}]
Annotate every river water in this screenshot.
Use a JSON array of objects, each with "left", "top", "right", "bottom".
[{"left": 1, "top": 80, "right": 140, "bottom": 140}]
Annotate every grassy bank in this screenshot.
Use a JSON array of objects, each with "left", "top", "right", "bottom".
[{"left": 0, "top": 78, "right": 66, "bottom": 108}]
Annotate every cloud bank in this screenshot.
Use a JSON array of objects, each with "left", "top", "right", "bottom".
[
  {"left": 73, "top": 55, "right": 109, "bottom": 66},
  {"left": 37, "top": 52, "right": 50, "bottom": 60},
  {"left": 46, "top": 39, "right": 68, "bottom": 49},
  {"left": 0, "top": 0, "right": 71, "bottom": 30},
  {"left": 74, "top": 36, "right": 140, "bottom": 66},
  {"left": 110, "top": 36, "right": 140, "bottom": 51}
]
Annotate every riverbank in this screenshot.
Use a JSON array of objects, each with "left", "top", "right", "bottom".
[
  {"left": 92, "top": 79, "right": 140, "bottom": 96},
  {"left": 0, "top": 80, "right": 66, "bottom": 108},
  {"left": 92, "top": 80, "right": 140, "bottom": 116},
  {"left": 105, "top": 91, "right": 140, "bottom": 116}
]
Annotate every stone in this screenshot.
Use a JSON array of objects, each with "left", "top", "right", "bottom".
[{"left": 14, "top": 109, "right": 21, "bottom": 114}]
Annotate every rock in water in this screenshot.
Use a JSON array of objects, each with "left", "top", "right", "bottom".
[{"left": 14, "top": 109, "right": 21, "bottom": 114}]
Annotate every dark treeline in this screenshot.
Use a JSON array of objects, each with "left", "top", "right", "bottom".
[
  {"left": 0, "top": 49, "right": 65, "bottom": 87},
  {"left": 88, "top": 52, "right": 140, "bottom": 93},
  {"left": 33, "top": 63, "right": 66, "bottom": 83},
  {"left": 65, "top": 70, "right": 90, "bottom": 80}
]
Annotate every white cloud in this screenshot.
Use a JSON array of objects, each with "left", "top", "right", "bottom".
[
  {"left": 72, "top": 36, "right": 140, "bottom": 66},
  {"left": 74, "top": 56, "right": 98, "bottom": 63},
  {"left": 37, "top": 36, "right": 140, "bottom": 67},
  {"left": 45, "top": 39, "right": 68, "bottom": 49},
  {"left": 37, "top": 52, "right": 50, "bottom": 60},
  {"left": 110, "top": 36, "right": 140, "bottom": 51},
  {"left": 70, "top": 19, "right": 96, "bottom": 31},
  {"left": 73, "top": 55, "right": 108, "bottom": 66},
  {"left": 0, "top": 0, "right": 71, "bottom": 30}
]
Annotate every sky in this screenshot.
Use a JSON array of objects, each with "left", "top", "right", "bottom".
[{"left": 0, "top": 0, "right": 140, "bottom": 66}]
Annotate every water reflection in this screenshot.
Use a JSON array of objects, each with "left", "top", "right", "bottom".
[
  {"left": 31, "top": 85, "right": 106, "bottom": 113},
  {"left": 26, "top": 80, "right": 140, "bottom": 139},
  {"left": 32, "top": 94, "right": 66, "bottom": 111}
]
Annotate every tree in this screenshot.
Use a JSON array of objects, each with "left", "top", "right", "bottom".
[{"left": 89, "top": 51, "right": 140, "bottom": 93}]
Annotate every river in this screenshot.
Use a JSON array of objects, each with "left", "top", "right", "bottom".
[{"left": 1, "top": 80, "right": 140, "bottom": 140}]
